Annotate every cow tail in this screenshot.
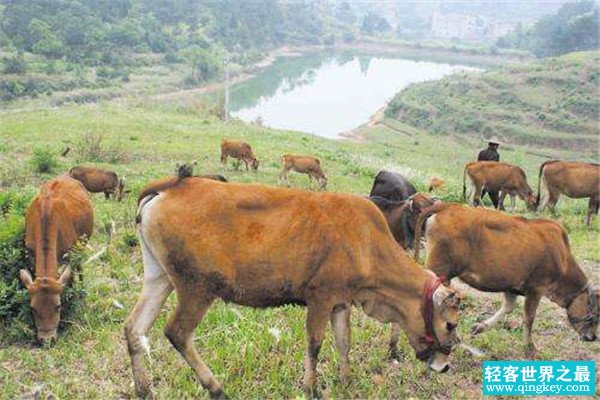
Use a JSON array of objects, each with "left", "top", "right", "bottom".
[
  {"left": 413, "top": 202, "right": 446, "bottom": 261},
  {"left": 536, "top": 160, "right": 553, "bottom": 206},
  {"left": 462, "top": 165, "right": 467, "bottom": 202}
]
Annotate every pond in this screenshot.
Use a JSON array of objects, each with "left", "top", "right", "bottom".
[{"left": 229, "top": 52, "right": 481, "bottom": 139}]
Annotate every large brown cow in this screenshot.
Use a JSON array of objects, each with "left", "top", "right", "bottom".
[
  {"left": 125, "top": 177, "right": 461, "bottom": 398},
  {"left": 20, "top": 175, "right": 94, "bottom": 344},
  {"left": 537, "top": 160, "right": 600, "bottom": 226},
  {"left": 413, "top": 203, "right": 599, "bottom": 353},
  {"left": 220, "top": 139, "right": 259, "bottom": 171},
  {"left": 69, "top": 165, "right": 126, "bottom": 201},
  {"left": 463, "top": 161, "right": 536, "bottom": 211},
  {"left": 279, "top": 154, "right": 327, "bottom": 189}
]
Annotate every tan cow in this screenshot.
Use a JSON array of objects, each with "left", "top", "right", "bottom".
[
  {"left": 20, "top": 175, "right": 94, "bottom": 344},
  {"left": 125, "top": 177, "right": 461, "bottom": 398},
  {"left": 69, "top": 165, "right": 126, "bottom": 201},
  {"left": 280, "top": 154, "right": 327, "bottom": 189},
  {"left": 220, "top": 139, "right": 259, "bottom": 171},
  {"left": 537, "top": 160, "right": 600, "bottom": 225},
  {"left": 463, "top": 161, "right": 536, "bottom": 211},
  {"left": 414, "top": 203, "right": 599, "bottom": 353},
  {"left": 428, "top": 177, "right": 445, "bottom": 192}
]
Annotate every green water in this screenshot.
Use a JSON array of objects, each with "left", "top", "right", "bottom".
[{"left": 230, "top": 52, "right": 480, "bottom": 138}]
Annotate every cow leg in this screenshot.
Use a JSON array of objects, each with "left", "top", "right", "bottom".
[
  {"left": 220, "top": 154, "right": 227, "bottom": 169},
  {"left": 473, "top": 184, "right": 483, "bottom": 207},
  {"left": 523, "top": 292, "right": 541, "bottom": 355},
  {"left": 586, "top": 197, "right": 599, "bottom": 226},
  {"left": 471, "top": 293, "right": 517, "bottom": 334},
  {"left": 510, "top": 194, "right": 516, "bottom": 212},
  {"left": 124, "top": 254, "right": 173, "bottom": 399},
  {"left": 304, "top": 302, "right": 330, "bottom": 394},
  {"left": 164, "top": 294, "right": 223, "bottom": 397},
  {"left": 330, "top": 304, "right": 351, "bottom": 383},
  {"left": 388, "top": 323, "right": 401, "bottom": 360},
  {"left": 104, "top": 191, "right": 110, "bottom": 200},
  {"left": 489, "top": 190, "right": 500, "bottom": 209},
  {"left": 498, "top": 191, "right": 507, "bottom": 211}
]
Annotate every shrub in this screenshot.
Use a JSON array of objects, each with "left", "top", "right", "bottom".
[
  {"left": 0, "top": 190, "right": 87, "bottom": 343},
  {"left": 3, "top": 52, "right": 27, "bottom": 74},
  {"left": 30, "top": 147, "right": 59, "bottom": 173},
  {"left": 73, "top": 132, "right": 129, "bottom": 164}
]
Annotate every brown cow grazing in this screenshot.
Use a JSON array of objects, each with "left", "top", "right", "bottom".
[
  {"left": 463, "top": 161, "right": 536, "bottom": 211},
  {"left": 69, "top": 165, "right": 126, "bottom": 201},
  {"left": 220, "top": 139, "right": 259, "bottom": 171},
  {"left": 413, "top": 203, "right": 599, "bottom": 354},
  {"left": 20, "top": 175, "right": 94, "bottom": 345},
  {"left": 537, "top": 160, "right": 600, "bottom": 226},
  {"left": 125, "top": 177, "right": 461, "bottom": 398},
  {"left": 279, "top": 154, "right": 327, "bottom": 189},
  {"left": 428, "top": 177, "right": 445, "bottom": 192}
]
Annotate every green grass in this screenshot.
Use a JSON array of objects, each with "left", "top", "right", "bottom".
[{"left": 0, "top": 98, "right": 598, "bottom": 398}]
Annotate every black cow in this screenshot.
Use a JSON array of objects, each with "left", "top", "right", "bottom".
[
  {"left": 370, "top": 170, "right": 417, "bottom": 201},
  {"left": 368, "top": 193, "right": 437, "bottom": 249}
]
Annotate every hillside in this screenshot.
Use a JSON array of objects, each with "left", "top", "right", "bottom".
[
  {"left": 1, "top": 97, "right": 599, "bottom": 398},
  {"left": 385, "top": 51, "right": 599, "bottom": 156}
]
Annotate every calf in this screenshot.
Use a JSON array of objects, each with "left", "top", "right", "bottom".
[
  {"left": 370, "top": 170, "right": 416, "bottom": 201},
  {"left": 125, "top": 177, "right": 461, "bottom": 398},
  {"left": 69, "top": 165, "right": 126, "bottom": 201},
  {"left": 414, "top": 203, "right": 599, "bottom": 353},
  {"left": 280, "top": 154, "right": 327, "bottom": 189},
  {"left": 463, "top": 161, "right": 536, "bottom": 211},
  {"left": 220, "top": 139, "right": 259, "bottom": 171},
  {"left": 20, "top": 175, "right": 94, "bottom": 344},
  {"left": 428, "top": 177, "right": 445, "bottom": 192},
  {"left": 537, "top": 160, "right": 600, "bottom": 226}
]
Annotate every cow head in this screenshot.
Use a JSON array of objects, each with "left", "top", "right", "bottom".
[
  {"left": 19, "top": 267, "right": 71, "bottom": 345},
  {"left": 409, "top": 278, "right": 461, "bottom": 372},
  {"left": 567, "top": 284, "right": 600, "bottom": 342},
  {"left": 318, "top": 176, "right": 328, "bottom": 190},
  {"left": 251, "top": 158, "right": 260, "bottom": 171}
]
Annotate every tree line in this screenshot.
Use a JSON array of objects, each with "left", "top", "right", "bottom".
[{"left": 497, "top": 1, "right": 599, "bottom": 57}]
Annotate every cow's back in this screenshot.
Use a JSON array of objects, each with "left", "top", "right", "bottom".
[
  {"left": 139, "top": 178, "right": 395, "bottom": 305},
  {"left": 25, "top": 175, "right": 93, "bottom": 258},
  {"left": 466, "top": 162, "right": 525, "bottom": 191},
  {"left": 543, "top": 161, "right": 600, "bottom": 198},
  {"left": 222, "top": 140, "right": 252, "bottom": 158},
  {"left": 426, "top": 204, "right": 568, "bottom": 292},
  {"left": 69, "top": 166, "right": 118, "bottom": 193}
]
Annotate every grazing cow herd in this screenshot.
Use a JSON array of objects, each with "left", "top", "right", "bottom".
[{"left": 15, "top": 136, "right": 600, "bottom": 397}]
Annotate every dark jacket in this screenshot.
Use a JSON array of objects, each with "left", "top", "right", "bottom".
[{"left": 477, "top": 147, "right": 500, "bottom": 162}]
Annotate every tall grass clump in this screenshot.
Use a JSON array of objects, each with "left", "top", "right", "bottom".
[
  {"left": 0, "top": 190, "right": 87, "bottom": 344},
  {"left": 73, "top": 131, "right": 129, "bottom": 164},
  {"left": 30, "top": 147, "right": 59, "bottom": 173}
]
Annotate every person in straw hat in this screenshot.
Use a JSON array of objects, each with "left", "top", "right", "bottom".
[
  {"left": 477, "top": 136, "right": 501, "bottom": 162},
  {"left": 476, "top": 136, "right": 502, "bottom": 207}
]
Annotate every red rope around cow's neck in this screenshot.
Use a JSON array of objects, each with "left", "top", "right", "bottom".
[{"left": 421, "top": 274, "right": 443, "bottom": 346}]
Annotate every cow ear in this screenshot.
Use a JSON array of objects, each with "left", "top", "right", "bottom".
[
  {"left": 19, "top": 269, "right": 33, "bottom": 289},
  {"left": 58, "top": 266, "right": 72, "bottom": 287},
  {"left": 434, "top": 287, "right": 461, "bottom": 309}
]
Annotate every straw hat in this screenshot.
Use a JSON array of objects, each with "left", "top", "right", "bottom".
[{"left": 486, "top": 136, "right": 502, "bottom": 145}]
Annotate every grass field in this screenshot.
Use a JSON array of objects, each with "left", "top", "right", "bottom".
[{"left": 0, "top": 96, "right": 599, "bottom": 398}]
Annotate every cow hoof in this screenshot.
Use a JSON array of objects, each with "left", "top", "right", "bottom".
[
  {"left": 388, "top": 348, "right": 403, "bottom": 361},
  {"left": 210, "top": 388, "right": 228, "bottom": 400},
  {"left": 471, "top": 322, "right": 488, "bottom": 335}
]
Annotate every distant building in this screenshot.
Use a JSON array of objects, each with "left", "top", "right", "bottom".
[{"left": 431, "top": 11, "right": 517, "bottom": 41}]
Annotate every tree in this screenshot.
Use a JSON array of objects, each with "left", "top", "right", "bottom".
[
  {"left": 361, "top": 12, "right": 391, "bottom": 35},
  {"left": 28, "top": 19, "right": 64, "bottom": 58}
]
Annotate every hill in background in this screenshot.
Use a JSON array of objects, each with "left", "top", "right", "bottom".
[{"left": 385, "top": 51, "right": 599, "bottom": 156}]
